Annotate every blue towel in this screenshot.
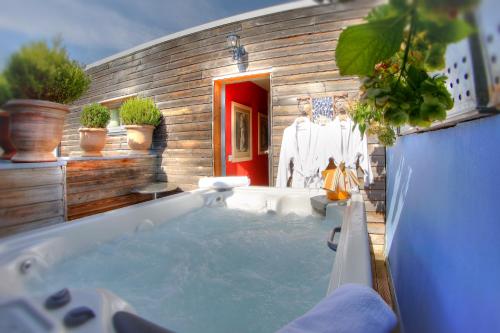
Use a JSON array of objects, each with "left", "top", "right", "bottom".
[{"left": 277, "top": 284, "right": 397, "bottom": 333}]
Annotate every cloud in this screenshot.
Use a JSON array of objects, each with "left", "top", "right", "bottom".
[
  {"left": 0, "top": 0, "right": 166, "bottom": 50},
  {"left": 0, "top": 0, "right": 290, "bottom": 65},
  {"left": 95, "top": 0, "right": 228, "bottom": 32}
]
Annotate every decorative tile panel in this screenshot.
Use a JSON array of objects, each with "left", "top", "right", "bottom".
[{"left": 312, "top": 96, "right": 333, "bottom": 123}]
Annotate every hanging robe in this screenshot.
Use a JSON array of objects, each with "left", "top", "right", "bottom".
[
  {"left": 276, "top": 118, "right": 323, "bottom": 188},
  {"left": 322, "top": 117, "right": 373, "bottom": 190}
]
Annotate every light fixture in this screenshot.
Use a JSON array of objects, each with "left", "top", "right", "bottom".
[{"left": 226, "top": 34, "right": 245, "bottom": 61}]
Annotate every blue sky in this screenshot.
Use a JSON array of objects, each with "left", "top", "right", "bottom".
[{"left": 0, "top": 0, "right": 292, "bottom": 69}]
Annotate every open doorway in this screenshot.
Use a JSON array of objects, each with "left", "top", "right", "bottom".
[{"left": 213, "top": 72, "right": 271, "bottom": 186}]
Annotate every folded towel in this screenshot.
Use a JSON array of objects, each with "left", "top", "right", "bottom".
[
  {"left": 277, "top": 284, "right": 397, "bottom": 333},
  {"left": 198, "top": 176, "right": 250, "bottom": 190}
]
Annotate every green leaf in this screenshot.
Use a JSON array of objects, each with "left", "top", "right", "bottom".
[
  {"left": 376, "top": 125, "right": 397, "bottom": 146},
  {"left": 390, "top": 0, "right": 409, "bottom": 10},
  {"left": 419, "top": 96, "right": 447, "bottom": 122},
  {"left": 421, "top": 17, "right": 475, "bottom": 44},
  {"left": 366, "top": 4, "right": 401, "bottom": 22},
  {"left": 442, "top": 19, "right": 475, "bottom": 43},
  {"left": 336, "top": 16, "right": 407, "bottom": 76},
  {"left": 406, "top": 65, "right": 429, "bottom": 87},
  {"left": 365, "top": 87, "right": 391, "bottom": 98},
  {"left": 358, "top": 123, "right": 367, "bottom": 137},
  {"left": 385, "top": 106, "right": 409, "bottom": 125},
  {"left": 420, "top": 0, "right": 480, "bottom": 12},
  {"left": 420, "top": 75, "right": 454, "bottom": 109},
  {"left": 424, "top": 44, "right": 447, "bottom": 70}
]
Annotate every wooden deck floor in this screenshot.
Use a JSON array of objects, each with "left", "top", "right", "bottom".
[{"left": 370, "top": 242, "right": 394, "bottom": 309}]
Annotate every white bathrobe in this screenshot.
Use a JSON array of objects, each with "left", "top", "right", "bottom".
[
  {"left": 322, "top": 117, "right": 373, "bottom": 188},
  {"left": 276, "top": 118, "right": 323, "bottom": 188}
]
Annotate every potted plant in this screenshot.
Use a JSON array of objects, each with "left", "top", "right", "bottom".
[
  {"left": 79, "top": 103, "right": 110, "bottom": 157},
  {"left": 1, "top": 40, "right": 90, "bottom": 162},
  {"left": 334, "top": 0, "right": 476, "bottom": 145},
  {"left": 119, "top": 97, "right": 162, "bottom": 154},
  {"left": 0, "top": 75, "right": 15, "bottom": 160}
]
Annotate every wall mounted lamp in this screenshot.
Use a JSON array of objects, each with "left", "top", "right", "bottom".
[{"left": 226, "top": 34, "right": 245, "bottom": 61}]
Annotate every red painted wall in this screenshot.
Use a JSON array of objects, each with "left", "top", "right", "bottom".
[{"left": 225, "top": 81, "right": 269, "bottom": 186}]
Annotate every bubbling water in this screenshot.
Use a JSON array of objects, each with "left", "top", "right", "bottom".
[{"left": 27, "top": 206, "right": 335, "bottom": 333}]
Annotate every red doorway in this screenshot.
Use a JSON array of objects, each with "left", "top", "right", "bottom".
[
  {"left": 225, "top": 81, "right": 269, "bottom": 186},
  {"left": 213, "top": 73, "right": 271, "bottom": 186}
]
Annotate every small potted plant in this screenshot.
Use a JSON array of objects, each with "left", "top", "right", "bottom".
[
  {"left": 119, "top": 97, "right": 162, "bottom": 154},
  {"left": 0, "top": 75, "right": 15, "bottom": 160},
  {"left": 79, "top": 103, "right": 110, "bottom": 157},
  {"left": 1, "top": 40, "right": 90, "bottom": 162}
]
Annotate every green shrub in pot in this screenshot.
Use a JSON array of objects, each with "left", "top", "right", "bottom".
[
  {"left": 0, "top": 75, "right": 12, "bottom": 106},
  {"left": 120, "top": 97, "right": 162, "bottom": 126},
  {"left": 120, "top": 97, "right": 161, "bottom": 154},
  {"left": 81, "top": 103, "right": 111, "bottom": 128},
  {"left": 2, "top": 40, "right": 91, "bottom": 162},
  {"left": 79, "top": 103, "right": 111, "bottom": 157},
  {"left": 119, "top": 97, "right": 162, "bottom": 154},
  {"left": 4, "top": 40, "right": 90, "bottom": 104},
  {"left": 0, "top": 75, "right": 15, "bottom": 160}
]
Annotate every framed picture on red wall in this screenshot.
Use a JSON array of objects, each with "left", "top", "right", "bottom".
[
  {"left": 258, "top": 113, "right": 268, "bottom": 155},
  {"left": 231, "top": 102, "right": 252, "bottom": 162}
]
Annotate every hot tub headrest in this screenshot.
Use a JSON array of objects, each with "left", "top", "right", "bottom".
[{"left": 198, "top": 176, "right": 250, "bottom": 190}]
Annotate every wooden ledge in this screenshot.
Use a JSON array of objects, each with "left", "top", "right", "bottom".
[
  {"left": 62, "top": 154, "right": 158, "bottom": 162},
  {"left": 0, "top": 159, "right": 67, "bottom": 170}
]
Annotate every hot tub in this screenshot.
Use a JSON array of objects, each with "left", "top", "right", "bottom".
[{"left": 0, "top": 187, "right": 371, "bottom": 333}]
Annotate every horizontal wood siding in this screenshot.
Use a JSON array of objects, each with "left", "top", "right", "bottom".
[
  {"left": 64, "top": 0, "right": 386, "bottom": 249},
  {"left": 66, "top": 157, "right": 157, "bottom": 220},
  {"left": 0, "top": 166, "right": 65, "bottom": 237}
]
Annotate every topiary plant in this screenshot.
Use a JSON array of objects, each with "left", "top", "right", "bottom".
[
  {"left": 0, "top": 75, "right": 12, "bottom": 106},
  {"left": 80, "top": 103, "right": 111, "bottom": 128},
  {"left": 3, "top": 39, "right": 90, "bottom": 104},
  {"left": 120, "top": 97, "right": 162, "bottom": 126}
]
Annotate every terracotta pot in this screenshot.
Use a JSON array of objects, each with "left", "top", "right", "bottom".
[
  {"left": 79, "top": 128, "right": 107, "bottom": 157},
  {"left": 3, "top": 99, "right": 69, "bottom": 162},
  {"left": 0, "top": 110, "right": 16, "bottom": 160},
  {"left": 124, "top": 125, "right": 154, "bottom": 154}
]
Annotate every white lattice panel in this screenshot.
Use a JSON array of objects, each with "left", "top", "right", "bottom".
[
  {"left": 476, "top": 0, "right": 500, "bottom": 108},
  {"left": 440, "top": 38, "right": 478, "bottom": 117}
]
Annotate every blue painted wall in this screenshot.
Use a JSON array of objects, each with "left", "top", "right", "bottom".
[{"left": 385, "top": 114, "right": 500, "bottom": 333}]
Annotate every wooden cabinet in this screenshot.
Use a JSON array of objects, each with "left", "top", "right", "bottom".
[{"left": 0, "top": 162, "right": 66, "bottom": 237}]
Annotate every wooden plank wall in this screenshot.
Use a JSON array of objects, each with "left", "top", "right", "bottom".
[
  {"left": 66, "top": 157, "right": 157, "bottom": 220},
  {"left": 63, "top": 0, "right": 386, "bottom": 252},
  {"left": 0, "top": 165, "right": 65, "bottom": 237}
]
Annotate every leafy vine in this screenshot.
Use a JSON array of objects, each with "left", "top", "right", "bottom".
[{"left": 335, "top": 0, "right": 478, "bottom": 145}]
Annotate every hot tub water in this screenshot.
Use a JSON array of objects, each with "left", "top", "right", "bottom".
[{"left": 26, "top": 206, "right": 336, "bottom": 333}]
